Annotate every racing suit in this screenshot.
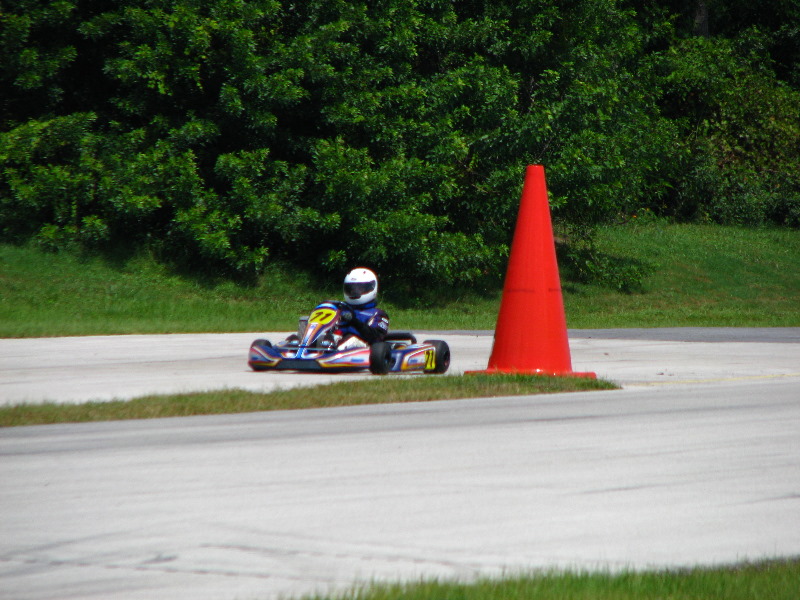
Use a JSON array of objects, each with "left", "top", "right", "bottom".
[{"left": 336, "top": 300, "right": 389, "bottom": 345}]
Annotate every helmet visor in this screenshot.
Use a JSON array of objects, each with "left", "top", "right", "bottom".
[{"left": 344, "top": 280, "right": 376, "bottom": 300}]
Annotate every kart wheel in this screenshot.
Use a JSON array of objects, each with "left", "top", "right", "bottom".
[
  {"left": 422, "top": 340, "right": 450, "bottom": 374},
  {"left": 369, "top": 342, "right": 393, "bottom": 375}
]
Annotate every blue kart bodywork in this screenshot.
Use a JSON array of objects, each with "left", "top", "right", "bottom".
[{"left": 248, "top": 302, "right": 450, "bottom": 375}]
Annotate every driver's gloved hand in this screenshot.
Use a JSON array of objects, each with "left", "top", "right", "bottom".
[{"left": 340, "top": 309, "right": 354, "bottom": 323}]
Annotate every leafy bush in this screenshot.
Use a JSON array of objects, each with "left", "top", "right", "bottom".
[
  {"left": 655, "top": 34, "right": 800, "bottom": 226},
  {"left": 1, "top": 1, "right": 798, "bottom": 294}
]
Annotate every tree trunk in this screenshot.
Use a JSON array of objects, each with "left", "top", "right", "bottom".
[{"left": 693, "top": 0, "right": 710, "bottom": 37}]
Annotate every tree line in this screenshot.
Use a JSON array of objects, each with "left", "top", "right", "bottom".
[{"left": 2, "top": 0, "right": 798, "bottom": 291}]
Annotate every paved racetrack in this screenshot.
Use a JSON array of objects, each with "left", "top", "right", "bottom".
[
  {"left": 2, "top": 328, "right": 799, "bottom": 405},
  {"left": 1, "top": 329, "right": 799, "bottom": 600}
]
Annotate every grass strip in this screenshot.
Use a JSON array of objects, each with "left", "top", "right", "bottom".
[
  {"left": 2, "top": 223, "right": 799, "bottom": 337},
  {"left": 314, "top": 558, "right": 800, "bottom": 600},
  {"left": 0, "top": 373, "right": 616, "bottom": 427}
]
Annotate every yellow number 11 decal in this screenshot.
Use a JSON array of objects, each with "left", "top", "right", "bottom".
[
  {"left": 308, "top": 308, "right": 337, "bottom": 325},
  {"left": 424, "top": 348, "right": 436, "bottom": 370}
]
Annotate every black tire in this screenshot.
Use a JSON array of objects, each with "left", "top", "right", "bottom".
[
  {"left": 422, "top": 340, "right": 450, "bottom": 374},
  {"left": 369, "top": 341, "right": 393, "bottom": 375},
  {"left": 384, "top": 331, "right": 417, "bottom": 344}
]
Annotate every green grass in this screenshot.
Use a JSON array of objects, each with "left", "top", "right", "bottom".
[
  {"left": 0, "top": 245, "right": 324, "bottom": 337},
  {"left": 0, "top": 373, "right": 615, "bottom": 427},
  {"left": 1, "top": 222, "right": 798, "bottom": 338},
  {"left": 562, "top": 223, "right": 800, "bottom": 328},
  {"left": 316, "top": 558, "right": 800, "bottom": 600}
]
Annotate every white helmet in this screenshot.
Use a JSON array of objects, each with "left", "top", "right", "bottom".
[{"left": 343, "top": 267, "right": 378, "bottom": 306}]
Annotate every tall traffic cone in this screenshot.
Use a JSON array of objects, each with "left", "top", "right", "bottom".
[{"left": 472, "top": 165, "right": 595, "bottom": 378}]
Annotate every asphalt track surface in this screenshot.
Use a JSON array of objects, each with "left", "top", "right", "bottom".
[{"left": 1, "top": 328, "right": 799, "bottom": 600}]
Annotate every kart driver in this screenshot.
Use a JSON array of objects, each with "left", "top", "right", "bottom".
[{"left": 336, "top": 267, "right": 389, "bottom": 349}]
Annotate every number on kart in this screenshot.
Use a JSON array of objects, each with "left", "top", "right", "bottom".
[
  {"left": 308, "top": 308, "right": 337, "bottom": 325},
  {"left": 425, "top": 348, "right": 436, "bottom": 370}
]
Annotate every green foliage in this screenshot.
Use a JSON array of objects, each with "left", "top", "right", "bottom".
[
  {"left": 0, "top": 112, "right": 98, "bottom": 244},
  {"left": 1, "top": 0, "right": 798, "bottom": 293},
  {"left": 655, "top": 34, "right": 800, "bottom": 226}
]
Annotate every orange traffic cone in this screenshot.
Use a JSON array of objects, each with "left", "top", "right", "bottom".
[{"left": 471, "top": 165, "right": 595, "bottom": 378}]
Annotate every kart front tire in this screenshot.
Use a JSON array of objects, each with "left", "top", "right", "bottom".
[
  {"left": 423, "top": 340, "right": 450, "bottom": 374},
  {"left": 369, "top": 342, "right": 393, "bottom": 375}
]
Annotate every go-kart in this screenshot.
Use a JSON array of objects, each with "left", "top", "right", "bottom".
[{"left": 248, "top": 301, "right": 450, "bottom": 375}]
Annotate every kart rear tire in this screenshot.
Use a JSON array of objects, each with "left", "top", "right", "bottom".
[
  {"left": 423, "top": 340, "right": 450, "bottom": 374},
  {"left": 369, "top": 342, "right": 393, "bottom": 375}
]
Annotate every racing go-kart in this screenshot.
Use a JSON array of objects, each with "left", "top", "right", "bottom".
[{"left": 248, "top": 301, "right": 450, "bottom": 375}]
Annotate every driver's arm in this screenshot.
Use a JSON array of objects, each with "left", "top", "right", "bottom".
[
  {"left": 345, "top": 310, "right": 388, "bottom": 344},
  {"left": 349, "top": 318, "right": 381, "bottom": 343}
]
